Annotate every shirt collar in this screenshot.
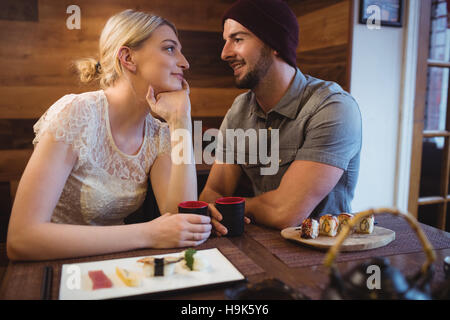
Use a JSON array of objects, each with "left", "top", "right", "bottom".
[{"left": 249, "top": 68, "right": 307, "bottom": 120}]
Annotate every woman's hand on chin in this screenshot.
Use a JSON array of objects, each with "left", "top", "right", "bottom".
[{"left": 146, "top": 80, "right": 191, "bottom": 127}]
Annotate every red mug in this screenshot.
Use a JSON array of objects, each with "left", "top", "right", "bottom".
[{"left": 178, "top": 201, "right": 209, "bottom": 216}]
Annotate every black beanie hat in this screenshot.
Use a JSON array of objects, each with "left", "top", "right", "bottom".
[{"left": 222, "top": 0, "right": 299, "bottom": 68}]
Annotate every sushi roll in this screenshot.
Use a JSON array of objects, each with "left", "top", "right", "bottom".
[
  {"left": 180, "top": 248, "right": 209, "bottom": 271},
  {"left": 299, "top": 218, "right": 319, "bottom": 239},
  {"left": 356, "top": 215, "right": 375, "bottom": 234},
  {"left": 319, "top": 214, "right": 339, "bottom": 237},
  {"left": 137, "top": 256, "right": 182, "bottom": 277},
  {"left": 337, "top": 213, "right": 354, "bottom": 234}
]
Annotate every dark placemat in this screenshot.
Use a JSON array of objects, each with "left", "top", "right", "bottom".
[
  {"left": 0, "top": 237, "right": 264, "bottom": 300},
  {"left": 246, "top": 214, "right": 450, "bottom": 268}
]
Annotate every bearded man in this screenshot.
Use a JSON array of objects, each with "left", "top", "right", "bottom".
[{"left": 200, "top": 0, "right": 362, "bottom": 234}]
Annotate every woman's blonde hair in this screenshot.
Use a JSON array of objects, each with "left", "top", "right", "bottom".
[{"left": 75, "top": 9, "right": 177, "bottom": 88}]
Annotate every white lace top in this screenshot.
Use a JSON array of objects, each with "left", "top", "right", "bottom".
[{"left": 32, "top": 90, "right": 171, "bottom": 225}]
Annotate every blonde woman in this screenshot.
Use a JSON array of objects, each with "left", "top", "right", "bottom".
[{"left": 6, "top": 10, "right": 211, "bottom": 261}]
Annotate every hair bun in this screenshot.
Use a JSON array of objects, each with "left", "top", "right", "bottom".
[{"left": 74, "top": 58, "right": 100, "bottom": 84}]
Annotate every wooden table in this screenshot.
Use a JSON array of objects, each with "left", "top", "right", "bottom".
[{"left": 1, "top": 220, "right": 450, "bottom": 300}]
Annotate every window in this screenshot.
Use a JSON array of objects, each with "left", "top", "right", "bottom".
[{"left": 409, "top": 0, "right": 450, "bottom": 231}]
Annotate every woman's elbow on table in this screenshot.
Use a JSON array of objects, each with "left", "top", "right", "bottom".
[
  {"left": 6, "top": 235, "right": 24, "bottom": 261},
  {"left": 6, "top": 228, "right": 37, "bottom": 261}
]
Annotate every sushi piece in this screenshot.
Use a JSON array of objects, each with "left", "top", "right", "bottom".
[
  {"left": 115, "top": 267, "right": 140, "bottom": 287},
  {"left": 88, "top": 270, "right": 113, "bottom": 290},
  {"left": 299, "top": 218, "right": 319, "bottom": 239},
  {"left": 319, "top": 214, "right": 339, "bottom": 237},
  {"left": 337, "top": 213, "right": 354, "bottom": 234},
  {"left": 137, "top": 256, "right": 182, "bottom": 277},
  {"left": 180, "top": 248, "right": 209, "bottom": 271},
  {"left": 356, "top": 215, "right": 375, "bottom": 234}
]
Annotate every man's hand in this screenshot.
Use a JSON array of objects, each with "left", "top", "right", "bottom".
[{"left": 208, "top": 203, "right": 251, "bottom": 237}]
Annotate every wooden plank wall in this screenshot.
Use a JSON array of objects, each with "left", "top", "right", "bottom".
[{"left": 0, "top": 0, "right": 352, "bottom": 242}]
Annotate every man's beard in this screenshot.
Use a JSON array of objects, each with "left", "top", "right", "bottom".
[{"left": 235, "top": 46, "right": 273, "bottom": 89}]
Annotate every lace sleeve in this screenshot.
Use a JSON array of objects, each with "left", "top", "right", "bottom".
[
  {"left": 32, "top": 93, "right": 95, "bottom": 170},
  {"left": 156, "top": 120, "right": 171, "bottom": 157}
]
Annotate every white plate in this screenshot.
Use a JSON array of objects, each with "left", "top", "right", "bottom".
[{"left": 59, "top": 248, "right": 245, "bottom": 300}]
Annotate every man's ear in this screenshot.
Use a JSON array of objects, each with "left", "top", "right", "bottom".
[{"left": 117, "top": 46, "right": 136, "bottom": 73}]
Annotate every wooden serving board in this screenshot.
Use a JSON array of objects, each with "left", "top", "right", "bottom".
[{"left": 281, "top": 226, "right": 395, "bottom": 252}]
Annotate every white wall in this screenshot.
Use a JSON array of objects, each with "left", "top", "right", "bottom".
[{"left": 350, "top": 0, "right": 405, "bottom": 212}]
